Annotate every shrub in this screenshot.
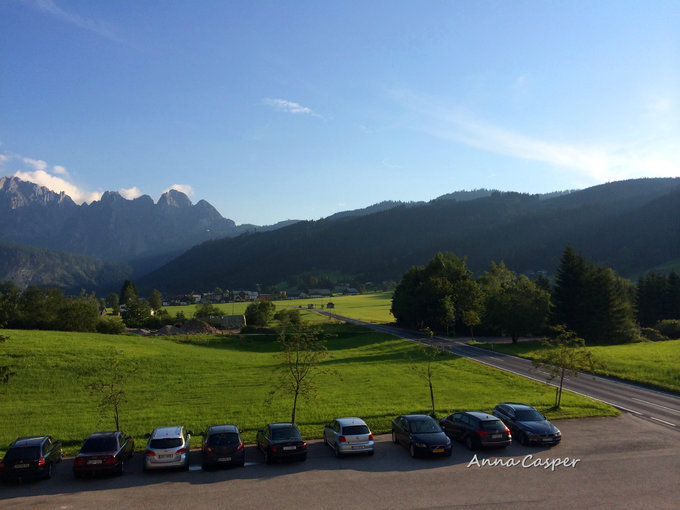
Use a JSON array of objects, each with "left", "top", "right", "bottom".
[
  {"left": 655, "top": 320, "right": 680, "bottom": 339},
  {"left": 640, "top": 327, "right": 668, "bottom": 342},
  {"left": 96, "top": 316, "right": 127, "bottom": 334}
]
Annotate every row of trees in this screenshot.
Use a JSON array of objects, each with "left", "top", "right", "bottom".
[
  {"left": 391, "top": 247, "right": 667, "bottom": 345},
  {"left": 391, "top": 253, "right": 552, "bottom": 343}
]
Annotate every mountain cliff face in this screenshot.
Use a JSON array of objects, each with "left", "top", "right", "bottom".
[{"left": 0, "top": 176, "right": 238, "bottom": 262}]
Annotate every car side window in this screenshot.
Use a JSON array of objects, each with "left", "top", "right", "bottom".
[
  {"left": 44, "top": 438, "right": 52, "bottom": 451},
  {"left": 453, "top": 412, "right": 461, "bottom": 422},
  {"left": 334, "top": 422, "right": 340, "bottom": 433}
]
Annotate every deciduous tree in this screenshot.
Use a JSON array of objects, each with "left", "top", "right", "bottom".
[{"left": 532, "top": 325, "right": 596, "bottom": 408}]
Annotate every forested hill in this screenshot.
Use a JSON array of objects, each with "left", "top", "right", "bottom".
[{"left": 137, "top": 178, "right": 680, "bottom": 294}]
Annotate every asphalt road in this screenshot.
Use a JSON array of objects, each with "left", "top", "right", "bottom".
[
  {"left": 1, "top": 414, "right": 678, "bottom": 509},
  {"left": 323, "top": 312, "right": 680, "bottom": 430}
]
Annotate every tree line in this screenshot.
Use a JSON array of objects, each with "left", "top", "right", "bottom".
[{"left": 391, "top": 247, "right": 680, "bottom": 345}]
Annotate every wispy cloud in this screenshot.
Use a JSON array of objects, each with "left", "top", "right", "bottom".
[
  {"left": 393, "top": 91, "right": 680, "bottom": 182},
  {"left": 262, "top": 98, "right": 316, "bottom": 115},
  {"left": 21, "top": 0, "right": 120, "bottom": 41}
]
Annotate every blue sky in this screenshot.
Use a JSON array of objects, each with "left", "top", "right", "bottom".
[{"left": 1, "top": 0, "right": 678, "bottom": 225}]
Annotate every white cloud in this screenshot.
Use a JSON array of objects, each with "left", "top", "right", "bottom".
[
  {"left": 22, "top": 0, "right": 120, "bottom": 41},
  {"left": 119, "top": 186, "right": 143, "bottom": 200},
  {"left": 262, "top": 98, "right": 314, "bottom": 115},
  {"left": 21, "top": 157, "right": 48, "bottom": 172},
  {"left": 52, "top": 164, "right": 68, "bottom": 176},
  {"left": 164, "top": 184, "right": 194, "bottom": 196}
]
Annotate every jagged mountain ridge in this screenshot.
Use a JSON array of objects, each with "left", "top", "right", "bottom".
[{"left": 0, "top": 176, "right": 243, "bottom": 262}]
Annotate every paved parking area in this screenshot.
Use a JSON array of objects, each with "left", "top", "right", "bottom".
[{"left": 2, "top": 413, "right": 679, "bottom": 509}]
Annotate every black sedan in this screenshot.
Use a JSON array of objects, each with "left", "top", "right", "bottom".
[
  {"left": 256, "top": 423, "right": 307, "bottom": 464},
  {"left": 493, "top": 402, "right": 562, "bottom": 446},
  {"left": 0, "top": 436, "right": 63, "bottom": 482},
  {"left": 73, "top": 431, "right": 134, "bottom": 477},
  {"left": 440, "top": 411, "right": 511, "bottom": 450},
  {"left": 391, "top": 414, "right": 452, "bottom": 458},
  {"left": 202, "top": 424, "right": 246, "bottom": 469}
]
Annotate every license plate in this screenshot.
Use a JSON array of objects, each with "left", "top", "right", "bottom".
[
  {"left": 14, "top": 463, "right": 29, "bottom": 469},
  {"left": 159, "top": 454, "right": 173, "bottom": 459},
  {"left": 283, "top": 446, "right": 296, "bottom": 451},
  {"left": 218, "top": 457, "right": 231, "bottom": 462},
  {"left": 542, "top": 438, "right": 553, "bottom": 442},
  {"left": 351, "top": 446, "right": 365, "bottom": 450},
  {"left": 433, "top": 448, "right": 444, "bottom": 453},
  {"left": 492, "top": 434, "right": 501, "bottom": 439},
  {"left": 87, "top": 459, "right": 102, "bottom": 465}
]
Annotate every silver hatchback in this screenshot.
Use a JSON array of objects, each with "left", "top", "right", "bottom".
[
  {"left": 143, "top": 426, "right": 192, "bottom": 471},
  {"left": 323, "top": 417, "right": 375, "bottom": 457}
]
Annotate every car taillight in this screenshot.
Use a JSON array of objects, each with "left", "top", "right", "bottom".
[
  {"left": 145, "top": 450, "right": 155, "bottom": 457},
  {"left": 0, "top": 461, "right": 5, "bottom": 469},
  {"left": 205, "top": 446, "right": 213, "bottom": 453},
  {"left": 237, "top": 441, "right": 244, "bottom": 451},
  {"left": 105, "top": 456, "right": 117, "bottom": 465},
  {"left": 339, "top": 436, "right": 347, "bottom": 443},
  {"left": 301, "top": 442, "right": 307, "bottom": 450},
  {"left": 476, "top": 430, "right": 489, "bottom": 436},
  {"left": 505, "top": 427, "right": 511, "bottom": 436},
  {"left": 270, "top": 445, "right": 278, "bottom": 452},
  {"left": 74, "top": 457, "right": 85, "bottom": 466},
  {"left": 368, "top": 433, "right": 373, "bottom": 440},
  {"left": 176, "top": 448, "right": 187, "bottom": 455},
  {"left": 38, "top": 457, "right": 46, "bottom": 467}
]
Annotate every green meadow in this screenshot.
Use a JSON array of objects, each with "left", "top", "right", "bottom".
[
  {"left": 470, "top": 339, "right": 680, "bottom": 394},
  {"left": 161, "top": 292, "right": 395, "bottom": 324},
  {"left": 0, "top": 324, "right": 615, "bottom": 455}
]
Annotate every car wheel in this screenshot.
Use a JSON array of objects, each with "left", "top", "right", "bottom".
[
  {"left": 519, "top": 432, "right": 528, "bottom": 446},
  {"left": 44, "top": 462, "right": 53, "bottom": 479},
  {"left": 409, "top": 443, "right": 416, "bottom": 458},
  {"left": 58, "top": 450, "right": 63, "bottom": 463},
  {"left": 334, "top": 443, "right": 342, "bottom": 458},
  {"left": 117, "top": 459, "right": 125, "bottom": 476},
  {"left": 392, "top": 431, "right": 398, "bottom": 444},
  {"left": 239, "top": 459, "right": 245, "bottom": 467},
  {"left": 264, "top": 449, "right": 272, "bottom": 465},
  {"left": 300, "top": 454, "right": 307, "bottom": 462}
]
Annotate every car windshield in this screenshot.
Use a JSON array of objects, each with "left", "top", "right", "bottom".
[
  {"left": 4, "top": 446, "right": 40, "bottom": 460},
  {"left": 409, "top": 419, "right": 441, "bottom": 434},
  {"left": 342, "top": 425, "right": 369, "bottom": 435},
  {"left": 81, "top": 437, "right": 117, "bottom": 453},
  {"left": 271, "top": 427, "right": 301, "bottom": 441},
  {"left": 149, "top": 438, "right": 183, "bottom": 449},
  {"left": 480, "top": 420, "right": 506, "bottom": 432},
  {"left": 515, "top": 409, "right": 544, "bottom": 421},
  {"left": 208, "top": 433, "right": 240, "bottom": 447}
]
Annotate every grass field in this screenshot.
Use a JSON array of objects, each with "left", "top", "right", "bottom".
[
  {"left": 161, "top": 292, "right": 395, "bottom": 324},
  {"left": 0, "top": 324, "right": 616, "bottom": 455},
  {"left": 470, "top": 339, "right": 680, "bottom": 394}
]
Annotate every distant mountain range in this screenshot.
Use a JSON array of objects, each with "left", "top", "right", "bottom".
[{"left": 1, "top": 175, "right": 679, "bottom": 294}]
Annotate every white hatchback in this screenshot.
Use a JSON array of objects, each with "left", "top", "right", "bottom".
[
  {"left": 143, "top": 426, "right": 192, "bottom": 471},
  {"left": 323, "top": 417, "right": 375, "bottom": 457}
]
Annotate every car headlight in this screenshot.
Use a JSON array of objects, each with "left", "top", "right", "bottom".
[
  {"left": 554, "top": 429, "right": 561, "bottom": 436},
  {"left": 414, "top": 442, "right": 427, "bottom": 448}
]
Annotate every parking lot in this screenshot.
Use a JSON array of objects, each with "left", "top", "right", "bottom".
[{"left": 1, "top": 413, "right": 678, "bottom": 509}]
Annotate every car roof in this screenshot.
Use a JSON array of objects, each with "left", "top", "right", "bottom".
[
  {"left": 207, "top": 424, "right": 239, "bottom": 434},
  {"left": 152, "top": 426, "right": 184, "bottom": 438},
  {"left": 268, "top": 422, "right": 297, "bottom": 429},
  {"left": 497, "top": 402, "right": 534, "bottom": 411},
  {"left": 334, "top": 417, "right": 368, "bottom": 427},
  {"left": 461, "top": 411, "right": 499, "bottom": 421},
  {"left": 11, "top": 436, "right": 48, "bottom": 447},
  {"left": 86, "top": 431, "right": 120, "bottom": 438},
  {"left": 402, "top": 414, "right": 432, "bottom": 420}
]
